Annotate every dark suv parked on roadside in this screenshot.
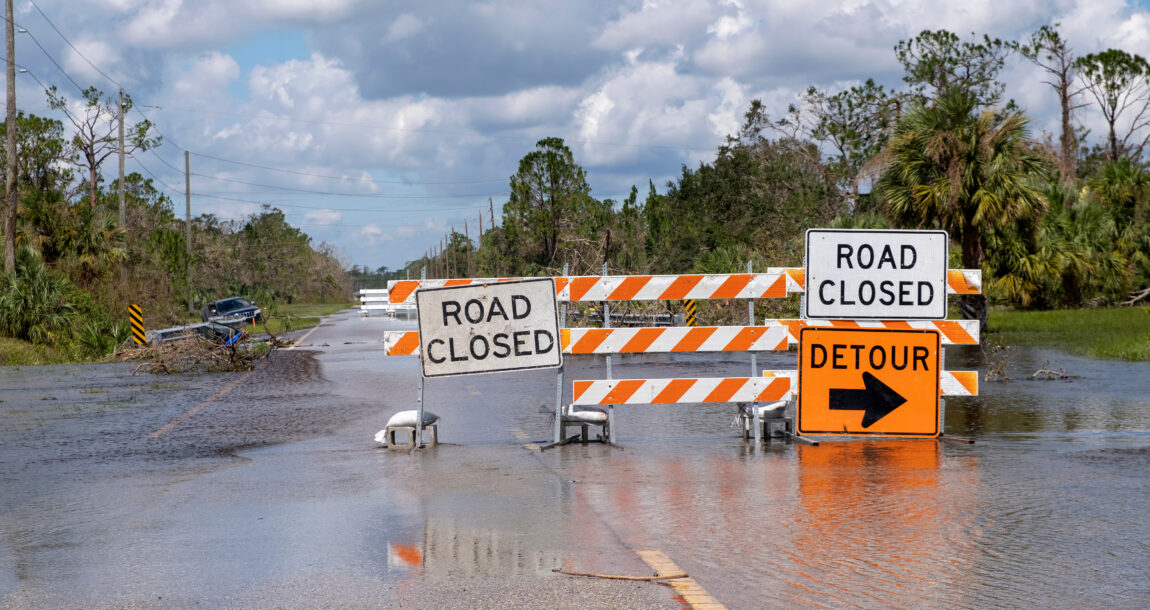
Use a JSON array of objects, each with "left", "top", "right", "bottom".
[{"left": 202, "top": 297, "right": 263, "bottom": 324}]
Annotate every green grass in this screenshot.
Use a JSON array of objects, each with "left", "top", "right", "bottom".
[
  {"left": 258, "top": 301, "right": 355, "bottom": 334},
  {"left": 0, "top": 337, "right": 67, "bottom": 365},
  {"left": 988, "top": 307, "right": 1150, "bottom": 361}
]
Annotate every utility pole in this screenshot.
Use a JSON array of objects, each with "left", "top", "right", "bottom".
[
  {"left": 464, "top": 219, "right": 471, "bottom": 278},
  {"left": 185, "top": 150, "right": 192, "bottom": 315},
  {"left": 118, "top": 89, "right": 126, "bottom": 289},
  {"left": 4, "top": 0, "right": 16, "bottom": 273}
]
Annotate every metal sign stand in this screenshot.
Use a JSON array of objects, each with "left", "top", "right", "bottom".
[{"left": 415, "top": 266, "right": 427, "bottom": 450}]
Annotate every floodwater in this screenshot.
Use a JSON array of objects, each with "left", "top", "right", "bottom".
[{"left": 1, "top": 310, "right": 1149, "bottom": 608}]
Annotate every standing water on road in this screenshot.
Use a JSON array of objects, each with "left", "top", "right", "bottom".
[{"left": 1, "top": 310, "right": 1148, "bottom": 607}]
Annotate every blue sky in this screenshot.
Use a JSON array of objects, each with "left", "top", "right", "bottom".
[{"left": 7, "top": 0, "right": 1150, "bottom": 272}]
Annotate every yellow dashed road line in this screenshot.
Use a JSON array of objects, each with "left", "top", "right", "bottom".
[{"left": 637, "top": 550, "right": 727, "bottom": 610}]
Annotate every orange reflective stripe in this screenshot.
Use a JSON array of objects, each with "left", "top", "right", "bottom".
[
  {"left": 672, "top": 327, "right": 717, "bottom": 352},
  {"left": 786, "top": 268, "right": 805, "bottom": 290},
  {"left": 934, "top": 320, "right": 975, "bottom": 344},
  {"left": 948, "top": 270, "right": 976, "bottom": 293},
  {"left": 568, "top": 277, "right": 599, "bottom": 302},
  {"left": 553, "top": 277, "right": 570, "bottom": 295},
  {"left": 621, "top": 328, "right": 664, "bottom": 353},
  {"left": 764, "top": 274, "right": 787, "bottom": 297},
  {"left": 704, "top": 377, "right": 748, "bottom": 402},
  {"left": 603, "top": 379, "right": 645, "bottom": 405},
  {"left": 571, "top": 328, "right": 612, "bottom": 353},
  {"left": 661, "top": 275, "right": 703, "bottom": 300},
  {"left": 725, "top": 327, "right": 764, "bottom": 351},
  {"left": 388, "top": 331, "right": 420, "bottom": 355},
  {"left": 756, "top": 378, "right": 791, "bottom": 401},
  {"left": 573, "top": 380, "right": 593, "bottom": 402},
  {"left": 883, "top": 320, "right": 914, "bottom": 330},
  {"left": 444, "top": 279, "right": 471, "bottom": 286},
  {"left": 560, "top": 328, "right": 571, "bottom": 351},
  {"left": 653, "top": 378, "right": 697, "bottom": 403},
  {"left": 389, "top": 281, "right": 420, "bottom": 303},
  {"left": 952, "top": 371, "right": 978, "bottom": 395},
  {"left": 608, "top": 276, "right": 651, "bottom": 301},
  {"left": 711, "top": 274, "right": 753, "bottom": 299}
]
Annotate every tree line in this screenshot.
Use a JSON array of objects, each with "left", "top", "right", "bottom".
[
  {"left": 0, "top": 88, "right": 346, "bottom": 360},
  {"left": 396, "top": 25, "right": 1150, "bottom": 329}
]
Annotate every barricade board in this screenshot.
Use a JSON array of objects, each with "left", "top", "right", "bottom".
[
  {"left": 386, "top": 325, "right": 791, "bottom": 356},
  {"left": 798, "top": 327, "right": 941, "bottom": 438},
  {"left": 804, "top": 229, "right": 949, "bottom": 320},
  {"left": 416, "top": 278, "right": 561, "bottom": 377}
]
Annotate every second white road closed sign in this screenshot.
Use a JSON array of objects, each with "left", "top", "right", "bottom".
[
  {"left": 416, "top": 278, "right": 562, "bottom": 377},
  {"left": 805, "top": 229, "right": 949, "bottom": 320}
]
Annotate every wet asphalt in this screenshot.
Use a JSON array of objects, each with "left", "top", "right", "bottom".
[{"left": 3, "top": 309, "right": 1150, "bottom": 608}]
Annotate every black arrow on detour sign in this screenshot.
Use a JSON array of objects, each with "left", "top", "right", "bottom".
[{"left": 829, "top": 371, "right": 907, "bottom": 428}]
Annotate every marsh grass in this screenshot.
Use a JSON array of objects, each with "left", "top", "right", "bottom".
[{"left": 988, "top": 307, "right": 1150, "bottom": 361}]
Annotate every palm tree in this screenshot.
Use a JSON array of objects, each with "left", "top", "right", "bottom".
[{"left": 877, "top": 89, "right": 1047, "bottom": 328}]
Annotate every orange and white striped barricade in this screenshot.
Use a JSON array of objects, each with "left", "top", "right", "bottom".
[
  {"left": 764, "top": 318, "right": 980, "bottom": 346},
  {"left": 572, "top": 372, "right": 795, "bottom": 407},
  {"left": 767, "top": 267, "right": 983, "bottom": 296},
  {"left": 384, "top": 325, "right": 792, "bottom": 357},
  {"left": 387, "top": 272, "right": 788, "bottom": 305}
]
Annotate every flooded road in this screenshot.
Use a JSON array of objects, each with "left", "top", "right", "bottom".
[{"left": 2, "top": 309, "right": 1149, "bottom": 608}]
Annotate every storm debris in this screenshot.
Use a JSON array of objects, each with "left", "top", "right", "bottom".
[{"left": 117, "top": 331, "right": 273, "bottom": 374}]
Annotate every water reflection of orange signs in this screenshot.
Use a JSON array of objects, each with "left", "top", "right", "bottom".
[{"left": 799, "top": 327, "right": 940, "bottom": 438}]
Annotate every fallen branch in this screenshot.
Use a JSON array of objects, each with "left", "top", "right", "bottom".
[
  {"left": 551, "top": 568, "right": 688, "bottom": 581},
  {"left": 1122, "top": 287, "right": 1150, "bottom": 306}
]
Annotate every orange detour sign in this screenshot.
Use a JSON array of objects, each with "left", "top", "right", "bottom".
[{"left": 798, "top": 327, "right": 941, "bottom": 438}]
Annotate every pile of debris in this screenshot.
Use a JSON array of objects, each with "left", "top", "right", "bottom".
[{"left": 118, "top": 330, "right": 269, "bottom": 374}]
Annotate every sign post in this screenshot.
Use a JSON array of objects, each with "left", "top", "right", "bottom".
[
  {"left": 798, "top": 327, "right": 941, "bottom": 438},
  {"left": 805, "top": 229, "right": 949, "bottom": 320}
]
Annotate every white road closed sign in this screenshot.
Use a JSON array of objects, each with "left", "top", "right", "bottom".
[
  {"left": 805, "top": 229, "right": 949, "bottom": 320},
  {"left": 416, "top": 278, "right": 561, "bottom": 377}
]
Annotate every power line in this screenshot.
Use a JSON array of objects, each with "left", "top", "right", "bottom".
[
  {"left": 15, "top": 25, "right": 83, "bottom": 93},
  {"left": 28, "top": 0, "right": 122, "bottom": 90}
]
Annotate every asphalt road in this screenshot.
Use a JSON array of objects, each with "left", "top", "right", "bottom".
[{"left": 4, "top": 308, "right": 1150, "bottom": 608}]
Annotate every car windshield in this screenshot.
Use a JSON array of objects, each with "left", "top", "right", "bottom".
[{"left": 216, "top": 298, "right": 253, "bottom": 314}]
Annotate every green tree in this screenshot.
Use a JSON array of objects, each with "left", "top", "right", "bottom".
[
  {"left": 1074, "top": 49, "right": 1150, "bottom": 160},
  {"left": 46, "top": 86, "right": 160, "bottom": 210},
  {"left": 501, "top": 137, "right": 596, "bottom": 273},
  {"left": 878, "top": 88, "right": 1047, "bottom": 327},
  {"left": 894, "top": 29, "right": 1016, "bottom": 106},
  {"left": 0, "top": 246, "right": 81, "bottom": 344},
  {"left": 1020, "top": 24, "right": 1085, "bottom": 184},
  {"left": 803, "top": 79, "right": 899, "bottom": 201}
]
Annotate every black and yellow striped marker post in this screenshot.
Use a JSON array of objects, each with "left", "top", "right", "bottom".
[
  {"left": 129, "top": 304, "right": 146, "bottom": 345},
  {"left": 684, "top": 299, "right": 697, "bottom": 327}
]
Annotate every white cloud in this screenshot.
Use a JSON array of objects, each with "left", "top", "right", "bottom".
[
  {"left": 305, "top": 209, "right": 342, "bottom": 226},
  {"left": 387, "top": 14, "right": 424, "bottom": 42}
]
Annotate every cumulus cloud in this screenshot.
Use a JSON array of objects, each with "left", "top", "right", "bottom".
[{"left": 17, "top": 0, "right": 1150, "bottom": 270}]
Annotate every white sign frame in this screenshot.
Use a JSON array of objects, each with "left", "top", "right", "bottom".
[
  {"left": 804, "top": 229, "right": 949, "bottom": 320},
  {"left": 416, "top": 278, "right": 562, "bottom": 377}
]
